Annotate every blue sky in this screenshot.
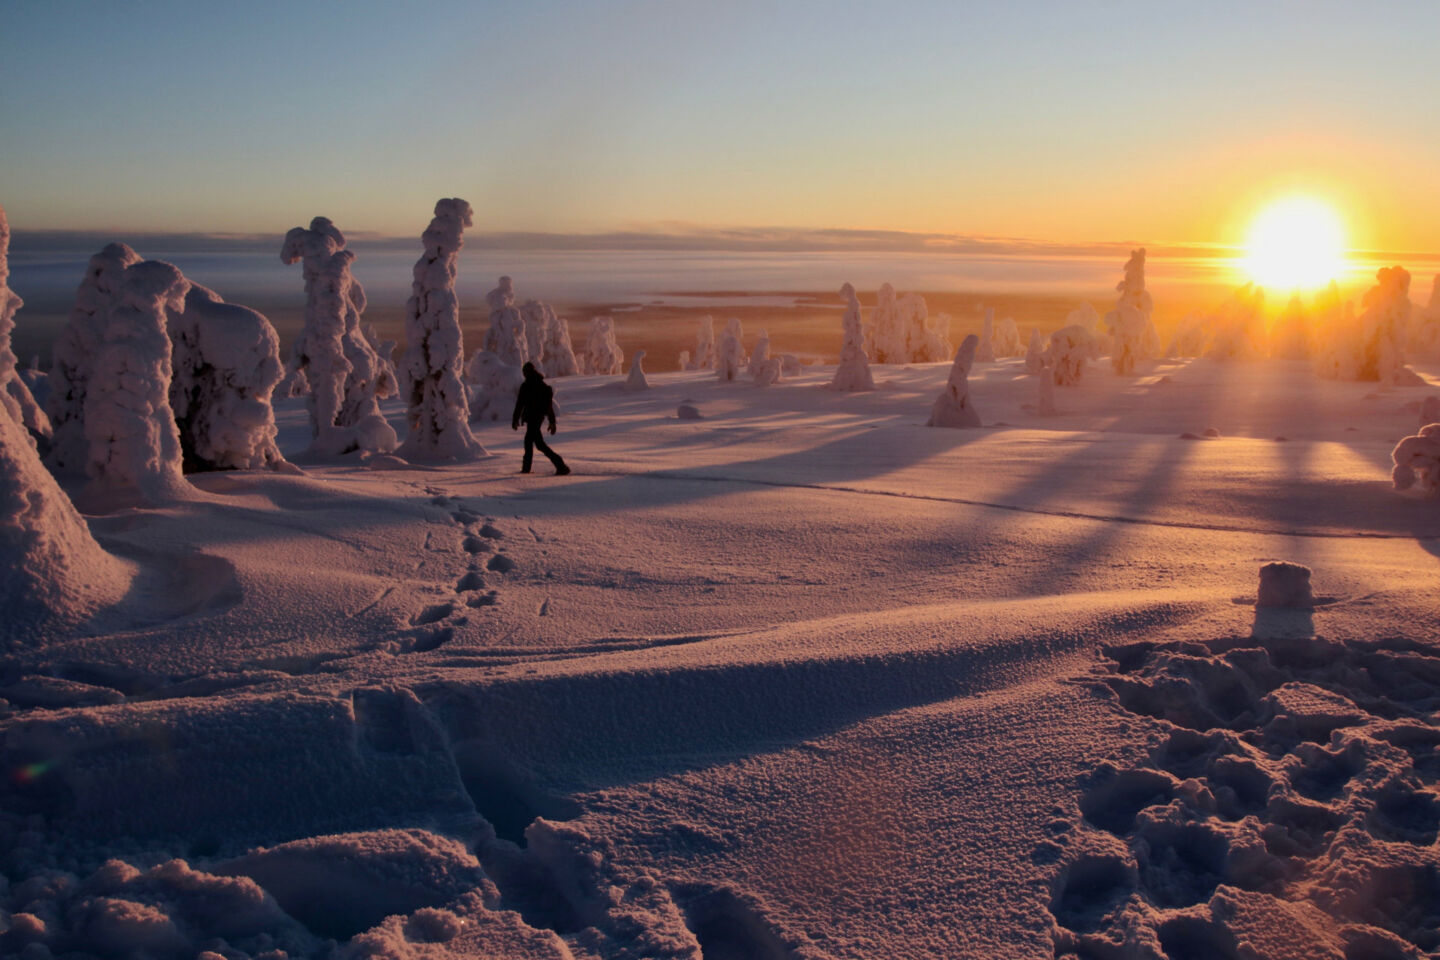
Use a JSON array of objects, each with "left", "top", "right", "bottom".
[{"left": 3, "top": 0, "right": 1438, "bottom": 250}]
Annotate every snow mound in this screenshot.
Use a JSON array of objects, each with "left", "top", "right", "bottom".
[
  {"left": 1391, "top": 422, "right": 1440, "bottom": 497},
  {"left": 676, "top": 402, "right": 702, "bottom": 420},
  {"left": 1, "top": 402, "right": 129, "bottom": 645},
  {"left": 926, "top": 334, "right": 982, "bottom": 428},
  {"left": 167, "top": 282, "right": 287, "bottom": 471},
  {"left": 1053, "top": 631, "right": 1440, "bottom": 958},
  {"left": 829, "top": 282, "right": 874, "bottom": 391},
  {"left": 397, "top": 198, "right": 486, "bottom": 462},
  {"left": 1257, "top": 561, "right": 1314, "bottom": 608},
  {"left": 623, "top": 349, "right": 651, "bottom": 391}
]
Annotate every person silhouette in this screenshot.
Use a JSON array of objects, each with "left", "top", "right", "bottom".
[{"left": 512, "top": 362, "right": 570, "bottom": 475}]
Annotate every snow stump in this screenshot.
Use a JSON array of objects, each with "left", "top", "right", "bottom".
[{"left": 1257, "top": 561, "right": 1314, "bottom": 608}]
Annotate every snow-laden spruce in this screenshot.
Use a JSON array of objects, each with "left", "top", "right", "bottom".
[
  {"left": 1316, "top": 268, "right": 1423, "bottom": 386},
  {"left": 464, "top": 350, "right": 524, "bottom": 423},
  {"left": 1205, "top": 283, "right": 1266, "bottom": 360},
  {"left": 1104, "top": 248, "right": 1155, "bottom": 374},
  {"left": 830, "top": 282, "right": 875, "bottom": 391},
  {"left": 520, "top": 299, "right": 548, "bottom": 365},
  {"left": 48, "top": 242, "right": 142, "bottom": 473},
  {"left": 623, "top": 349, "right": 651, "bottom": 391},
  {"left": 899, "top": 292, "right": 952, "bottom": 363},
  {"left": 536, "top": 302, "right": 580, "bottom": 377},
  {"left": 396, "top": 198, "right": 486, "bottom": 462},
  {"left": 281, "top": 217, "right": 397, "bottom": 457},
  {"left": 0, "top": 204, "right": 51, "bottom": 445},
  {"left": 715, "top": 317, "right": 745, "bottom": 382},
  {"left": 84, "top": 260, "right": 193, "bottom": 504},
  {"left": 1392, "top": 422, "right": 1440, "bottom": 497},
  {"left": 686, "top": 315, "right": 716, "bottom": 370},
  {"left": 1413, "top": 274, "right": 1440, "bottom": 357},
  {"left": 749, "top": 331, "right": 782, "bottom": 386},
  {"left": 584, "top": 316, "right": 624, "bottom": 376},
  {"left": 926, "top": 334, "right": 982, "bottom": 428},
  {"left": 993, "top": 316, "right": 1022, "bottom": 358},
  {"left": 1270, "top": 295, "right": 1311, "bottom": 359},
  {"left": 1046, "top": 324, "right": 1100, "bottom": 386},
  {"left": 1, "top": 400, "right": 129, "bottom": 646},
  {"left": 482, "top": 276, "right": 528, "bottom": 367},
  {"left": 167, "top": 282, "right": 287, "bottom": 471},
  {"left": 976, "top": 309, "right": 997, "bottom": 363},
  {"left": 1024, "top": 328, "right": 1046, "bottom": 375}
]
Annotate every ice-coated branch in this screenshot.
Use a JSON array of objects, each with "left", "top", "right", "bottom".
[
  {"left": 830, "top": 282, "right": 875, "bottom": 391},
  {"left": 926, "top": 334, "right": 982, "bottom": 428},
  {"left": 397, "top": 198, "right": 486, "bottom": 462},
  {"left": 281, "top": 217, "right": 397, "bottom": 456},
  {"left": 83, "top": 260, "right": 193, "bottom": 504},
  {"left": 0, "top": 205, "right": 51, "bottom": 443}
]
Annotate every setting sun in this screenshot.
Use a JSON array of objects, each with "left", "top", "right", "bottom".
[{"left": 1243, "top": 196, "right": 1348, "bottom": 290}]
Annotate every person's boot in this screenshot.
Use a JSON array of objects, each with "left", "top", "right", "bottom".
[{"left": 554, "top": 461, "right": 571, "bottom": 476}]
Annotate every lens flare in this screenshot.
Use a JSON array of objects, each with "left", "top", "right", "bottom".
[{"left": 1243, "top": 196, "right": 1348, "bottom": 291}]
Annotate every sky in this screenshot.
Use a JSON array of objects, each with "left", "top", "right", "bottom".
[{"left": 3, "top": 0, "right": 1439, "bottom": 253}]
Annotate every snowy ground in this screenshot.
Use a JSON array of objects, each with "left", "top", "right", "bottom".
[{"left": 3, "top": 355, "right": 1439, "bottom": 959}]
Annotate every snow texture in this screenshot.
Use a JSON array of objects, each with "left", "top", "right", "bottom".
[
  {"left": 0, "top": 205, "right": 51, "bottom": 444},
  {"left": 48, "top": 242, "right": 143, "bottom": 473},
  {"left": 1104, "top": 249, "right": 1155, "bottom": 375},
  {"left": 81, "top": 259, "right": 196, "bottom": 504},
  {"left": 167, "top": 281, "right": 287, "bottom": 471},
  {"left": 583, "top": 316, "right": 624, "bottom": 376},
  {"left": 281, "top": 217, "right": 398, "bottom": 457},
  {"left": 686, "top": 316, "right": 716, "bottom": 371},
  {"left": 926, "top": 334, "right": 982, "bottom": 428},
  {"left": 1, "top": 399, "right": 128, "bottom": 645},
  {"left": 396, "top": 198, "right": 486, "bottom": 462},
  {"left": 464, "top": 350, "right": 524, "bottom": 424},
  {"left": 482, "top": 277, "right": 529, "bottom": 368},
  {"left": 829, "top": 282, "right": 875, "bottom": 391},
  {"left": 1256, "top": 561, "right": 1313, "bottom": 608},
  {"left": 623, "top": 349, "right": 651, "bottom": 391},
  {"left": 1391, "top": 422, "right": 1440, "bottom": 497},
  {"left": 976, "top": 309, "right": 997, "bottom": 363},
  {"left": 715, "top": 317, "right": 745, "bottom": 382}
]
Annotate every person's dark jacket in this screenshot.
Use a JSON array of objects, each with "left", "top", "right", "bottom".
[{"left": 512, "top": 368, "right": 557, "bottom": 432}]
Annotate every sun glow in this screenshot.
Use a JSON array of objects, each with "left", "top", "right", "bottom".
[{"left": 1243, "top": 196, "right": 1348, "bottom": 290}]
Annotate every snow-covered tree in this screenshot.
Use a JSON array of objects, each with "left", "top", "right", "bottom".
[
  {"left": 1205, "top": 283, "right": 1266, "bottom": 361},
  {"left": 993, "top": 316, "right": 1022, "bottom": 358},
  {"left": 830, "top": 282, "right": 875, "bottom": 391},
  {"left": 749, "top": 330, "right": 782, "bottom": 386},
  {"left": 167, "top": 282, "right": 287, "bottom": 471},
  {"left": 715, "top": 318, "right": 745, "bottom": 382},
  {"left": 464, "top": 350, "right": 523, "bottom": 423},
  {"left": 926, "top": 335, "right": 982, "bottom": 428},
  {"left": 1104, "top": 249, "right": 1154, "bottom": 374},
  {"left": 584, "top": 316, "right": 624, "bottom": 375},
  {"left": 397, "top": 198, "right": 486, "bottom": 462},
  {"left": 1411, "top": 274, "right": 1440, "bottom": 357},
  {"left": 1, "top": 397, "right": 128, "bottom": 645},
  {"left": 865, "top": 283, "right": 903, "bottom": 363},
  {"left": 1317, "top": 266, "right": 1421, "bottom": 385},
  {"left": 1046, "top": 324, "right": 1100, "bottom": 386},
  {"left": 1392, "top": 423, "right": 1440, "bottom": 497},
  {"left": 1024, "top": 328, "right": 1046, "bottom": 374},
  {"left": 281, "top": 217, "right": 397, "bottom": 456},
  {"left": 623, "top": 349, "right": 650, "bottom": 391},
  {"left": 976, "top": 309, "right": 997, "bottom": 363},
  {"left": 1165, "top": 313, "right": 1208, "bottom": 358},
  {"left": 537, "top": 304, "right": 579, "bottom": 377},
  {"left": 0, "top": 204, "right": 50, "bottom": 446},
  {"left": 48, "top": 242, "right": 142, "bottom": 473},
  {"left": 687, "top": 315, "right": 716, "bottom": 370},
  {"left": 84, "top": 260, "right": 193, "bottom": 504},
  {"left": 1270, "top": 295, "right": 1310, "bottom": 360},
  {"left": 520, "top": 300, "right": 548, "bottom": 365},
  {"left": 482, "top": 276, "right": 528, "bottom": 367}
]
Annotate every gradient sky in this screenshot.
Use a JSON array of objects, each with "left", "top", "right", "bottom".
[{"left": 3, "top": 0, "right": 1438, "bottom": 251}]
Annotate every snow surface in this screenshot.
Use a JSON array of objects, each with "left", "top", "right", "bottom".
[{"left": 3, "top": 345, "right": 1440, "bottom": 959}]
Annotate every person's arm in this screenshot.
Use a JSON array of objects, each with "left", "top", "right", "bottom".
[{"left": 547, "top": 399, "right": 557, "bottom": 435}]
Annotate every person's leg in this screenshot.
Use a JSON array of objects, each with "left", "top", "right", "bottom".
[
  {"left": 531, "top": 432, "right": 568, "bottom": 473},
  {"left": 521, "top": 427, "right": 535, "bottom": 472}
]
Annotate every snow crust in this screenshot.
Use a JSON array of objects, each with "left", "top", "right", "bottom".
[{"left": 396, "top": 199, "right": 486, "bottom": 462}]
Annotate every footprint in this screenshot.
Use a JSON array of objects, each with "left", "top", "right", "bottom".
[
  {"left": 467, "top": 591, "right": 499, "bottom": 608},
  {"left": 411, "top": 627, "right": 454, "bottom": 653},
  {"left": 487, "top": 554, "right": 516, "bottom": 574},
  {"left": 479, "top": 523, "right": 505, "bottom": 540},
  {"left": 538, "top": 598, "right": 551, "bottom": 617},
  {"left": 411, "top": 602, "right": 454, "bottom": 626},
  {"left": 456, "top": 571, "right": 486, "bottom": 592},
  {"left": 452, "top": 509, "right": 480, "bottom": 525},
  {"left": 463, "top": 536, "right": 490, "bottom": 554}
]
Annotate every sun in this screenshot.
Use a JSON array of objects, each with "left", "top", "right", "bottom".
[{"left": 1242, "top": 196, "right": 1348, "bottom": 290}]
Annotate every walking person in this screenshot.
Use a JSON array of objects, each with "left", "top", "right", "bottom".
[{"left": 512, "top": 362, "right": 571, "bottom": 475}]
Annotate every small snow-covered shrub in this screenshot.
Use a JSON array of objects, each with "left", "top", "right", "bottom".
[{"left": 1392, "top": 423, "right": 1440, "bottom": 497}]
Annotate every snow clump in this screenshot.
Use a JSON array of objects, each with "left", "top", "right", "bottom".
[
  {"left": 1256, "top": 561, "right": 1314, "bottom": 608},
  {"left": 830, "top": 282, "right": 875, "bottom": 391},
  {"left": 396, "top": 198, "right": 486, "bottom": 462},
  {"left": 623, "top": 349, "right": 650, "bottom": 391},
  {"left": 926, "top": 334, "right": 982, "bottom": 428},
  {"left": 1391, "top": 423, "right": 1440, "bottom": 497}
]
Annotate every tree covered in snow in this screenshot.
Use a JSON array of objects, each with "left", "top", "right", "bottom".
[
  {"left": 715, "top": 317, "right": 745, "bottom": 382},
  {"left": 749, "top": 330, "right": 782, "bottom": 386},
  {"left": 623, "top": 349, "right": 650, "bottom": 391},
  {"left": 1392, "top": 423, "right": 1440, "bottom": 497},
  {"left": 976, "top": 309, "right": 998, "bottom": 363},
  {"left": 482, "top": 276, "right": 528, "bottom": 367},
  {"left": 747, "top": 328, "right": 771, "bottom": 379},
  {"left": 464, "top": 350, "right": 524, "bottom": 424},
  {"left": 49, "top": 242, "right": 142, "bottom": 473},
  {"left": 520, "top": 299, "right": 548, "bottom": 365},
  {"left": 1317, "top": 266, "right": 1420, "bottom": 386},
  {"left": 1, "top": 399, "right": 128, "bottom": 645},
  {"left": 897, "top": 292, "right": 952, "bottom": 363},
  {"left": 993, "top": 316, "right": 1022, "bottom": 358},
  {"left": 1412, "top": 274, "right": 1440, "bottom": 357},
  {"left": 396, "top": 198, "right": 486, "bottom": 462},
  {"left": 0, "top": 204, "right": 51, "bottom": 446},
  {"left": 686, "top": 315, "right": 716, "bottom": 370},
  {"left": 830, "top": 282, "right": 875, "bottom": 391},
  {"left": 1024, "top": 328, "right": 1046, "bottom": 374},
  {"left": 865, "top": 283, "right": 901, "bottom": 362},
  {"left": 1165, "top": 313, "right": 1208, "bottom": 358},
  {"left": 167, "top": 282, "right": 287, "bottom": 471},
  {"left": 1204, "top": 283, "right": 1266, "bottom": 361},
  {"left": 281, "top": 217, "right": 397, "bottom": 456},
  {"left": 1046, "top": 324, "right": 1100, "bottom": 386},
  {"left": 584, "top": 316, "right": 624, "bottom": 375},
  {"left": 537, "top": 303, "right": 579, "bottom": 378},
  {"left": 1104, "top": 248, "right": 1155, "bottom": 374},
  {"left": 927, "top": 335, "right": 982, "bottom": 428},
  {"left": 84, "top": 260, "right": 193, "bottom": 504}
]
